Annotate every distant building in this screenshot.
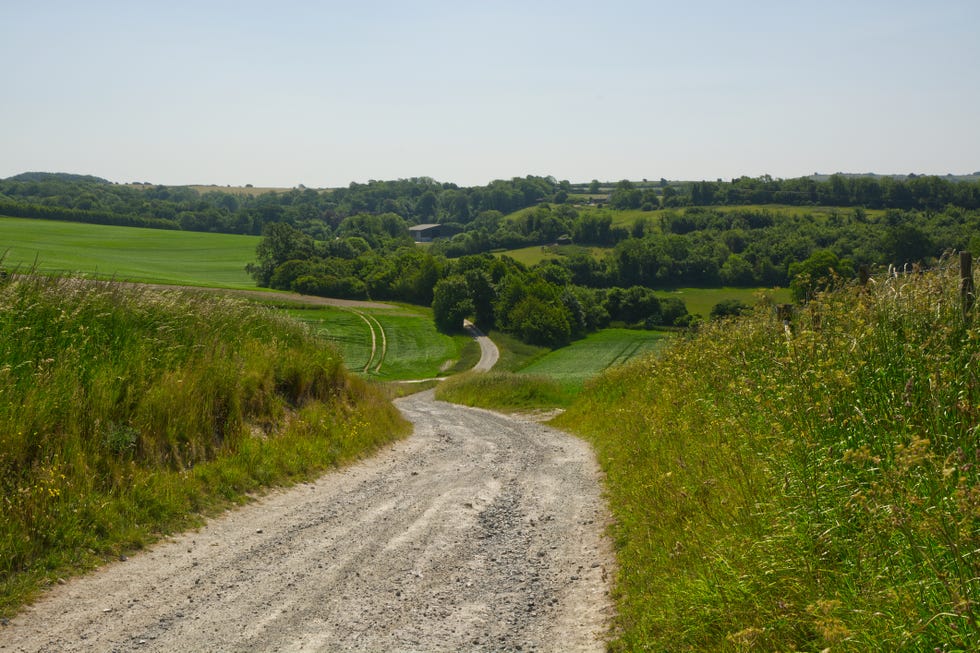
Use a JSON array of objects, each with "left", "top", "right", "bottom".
[{"left": 408, "top": 223, "right": 441, "bottom": 243}]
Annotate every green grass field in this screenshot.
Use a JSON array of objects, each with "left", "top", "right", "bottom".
[
  {"left": 665, "top": 286, "right": 792, "bottom": 318},
  {"left": 0, "top": 216, "right": 260, "bottom": 288},
  {"left": 519, "top": 328, "right": 668, "bottom": 391},
  {"left": 496, "top": 243, "right": 612, "bottom": 266},
  {"left": 284, "top": 304, "right": 465, "bottom": 381},
  {"left": 0, "top": 217, "right": 462, "bottom": 380}
]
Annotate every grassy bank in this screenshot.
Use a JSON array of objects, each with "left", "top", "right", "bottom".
[
  {"left": 0, "top": 275, "right": 408, "bottom": 616},
  {"left": 435, "top": 371, "right": 573, "bottom": 412},
  {"left": 554, "top": 260, "right": 980, "bottom": 651}
]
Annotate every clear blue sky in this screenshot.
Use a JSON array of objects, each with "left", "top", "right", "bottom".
[{"left": 2, "top": 0, "right": 978, "bottom": 187}]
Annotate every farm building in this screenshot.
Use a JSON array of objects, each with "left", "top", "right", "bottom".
[{"left": 409, "top": 223, "right": 441, "bottom": 243}]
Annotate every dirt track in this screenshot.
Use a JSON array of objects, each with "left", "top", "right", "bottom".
[{"left": 1, "top": 391, "right": 614, "bottom": 652}]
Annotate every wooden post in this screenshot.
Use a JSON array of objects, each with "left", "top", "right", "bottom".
[{"left": 962, "top": 251, "right": 975, "bottom": 319}]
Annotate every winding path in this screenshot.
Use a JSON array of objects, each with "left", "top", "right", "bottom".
[
  {"left": 2, "top": 314, "right": 614, "bottom": 652},
  {"left": 464, "top": 319, "right": 499, "bottom": 373}
]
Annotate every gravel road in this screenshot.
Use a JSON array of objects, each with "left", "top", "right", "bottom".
[
  {"left": 463, "top": 321, "right": 498, "bottom": 373},
  {"left": 2, "top": 391, "right": 613, "bottom": 652}
]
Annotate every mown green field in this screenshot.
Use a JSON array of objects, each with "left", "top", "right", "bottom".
[
  {"left": 0, "top": 216, "right": 260, "bottom": 288},
  {"left": 519, "top": 328, "right": 668, "bottom": 391},
  {"left": 285, "top": 304, "right": 466, "bottom": 381}
]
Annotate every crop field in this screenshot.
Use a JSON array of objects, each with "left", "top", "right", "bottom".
[
  {"left": 284, "top": 304, "right": 464, "bottom": 381},
  {"left": 518, "top": 328, "right": 668, "bottom": 391},
  {"left": 664, "top": 286, "right": 792, "bottom": 318},
  {"left": 0, "top": 216, "right": 260, "bottom": 288}
]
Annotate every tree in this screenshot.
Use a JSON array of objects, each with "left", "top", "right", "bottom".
[
  {"left": 881, "top": 223, "right": 935, "bottom": 266},
  {"left": 719, "top": 254, "right": 757, "bottom": 286},
  {"left": 508, "top": 296, "right": 572, "bottom": 347},
  {"left": 788, "top": 249, "right": 853, "bottom": 302},
  {"left": 246, "top": 222, "right": 314, "bottom": 286},
  {"left": 431, "top": 275, "right": 474, "bottom": 333},
  {"left": 464, "top": 268, "right": 496, "bottom": 329},
  {"left": 416, "top": 191, "right": 438, "bottom": 220}
]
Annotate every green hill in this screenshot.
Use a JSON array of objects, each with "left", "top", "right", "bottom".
[{"left": 554, "top": 258, "right": 980, "bottom": 651}]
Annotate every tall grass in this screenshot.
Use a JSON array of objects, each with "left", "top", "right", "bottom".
[
  {"left": 555, "top": 259, "right": 980, "bottom": 651},
  {"left": 0, "top": 274, "right": 408, "bottom": 615}
]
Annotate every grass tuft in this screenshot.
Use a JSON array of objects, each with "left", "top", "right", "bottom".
[{"left": 555, "top": 258, "right": 980, "bottom": 651}]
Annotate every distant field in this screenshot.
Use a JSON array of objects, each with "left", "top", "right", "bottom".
[
  {"left": 0, "top": 216, "right": 260, "bottom": 288},
  {"left": 519, "top": 328, "right": 668, "bottom": 391},
  {"left": 496, "top": 244, "right": 611, "bottom": 266},
  {"left": 124, "top": 184, "right": 297, "bottom": 197},
  {"left": 185, "top": 185, "right": 293, "bottom": 196},
  {"left": 284, "top": 304, "right": 464, "bottom": 381},
  {"left": 712, "top": 204, "right": 887, "bottom": 222},
  {"left": 664, "top": 286, "right": 792, "bottom": 318}
]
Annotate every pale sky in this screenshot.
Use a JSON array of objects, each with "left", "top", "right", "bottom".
[{"left": 2, "top": 0, "right": 978, "bottom": 188}]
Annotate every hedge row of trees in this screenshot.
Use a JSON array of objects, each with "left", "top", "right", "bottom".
[
  {"left": 609, "top": 174, "right": 980, "bottom": 211},
  {"left": 429, "top": 203, "right": 980, "bottom": 290},
  {"left": 0, "top": 173, "right": 566, "bottom": 236},
  {"left": 4, "top": 172, "right": 980, "bottom": 242},
  {"left": 7, "top": 172, "right": 980, "bottom": 346}
]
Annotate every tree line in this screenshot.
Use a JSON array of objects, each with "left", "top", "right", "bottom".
[
  {"left": 0, "top": 173, "right": 566, "bottom": 236},
  {"left": 609, "top": 174, "right": 980, "bottom": 211},
  {"left": 3, "top": 172, "right": 980, "bottom": 240}
]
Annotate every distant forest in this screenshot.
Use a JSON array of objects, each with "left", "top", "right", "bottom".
[
  {"left": 3, "top": 171, "right": 980, "bottom": 347},
  {"left": 2, "top": 171, "right": 980, "bottom": 237}
]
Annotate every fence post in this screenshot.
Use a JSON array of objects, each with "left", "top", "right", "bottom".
[{"left": 962, "top": 251, "right": 975, "bottom": 320}]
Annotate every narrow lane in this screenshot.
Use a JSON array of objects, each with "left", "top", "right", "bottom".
[{"left": 3, "top": 391, "right": 613, "bottom": 652}]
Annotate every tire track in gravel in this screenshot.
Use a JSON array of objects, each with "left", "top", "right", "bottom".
[{"left": 1, "top": 391, "right": 614, "bottom": 652}]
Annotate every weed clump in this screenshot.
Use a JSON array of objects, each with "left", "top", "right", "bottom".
[
  {"left": 0, "top": 275, "right": 407, "bottom": 615},
  {"left": 556, "top": 259, "right": 980, "bottom": 651}
]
